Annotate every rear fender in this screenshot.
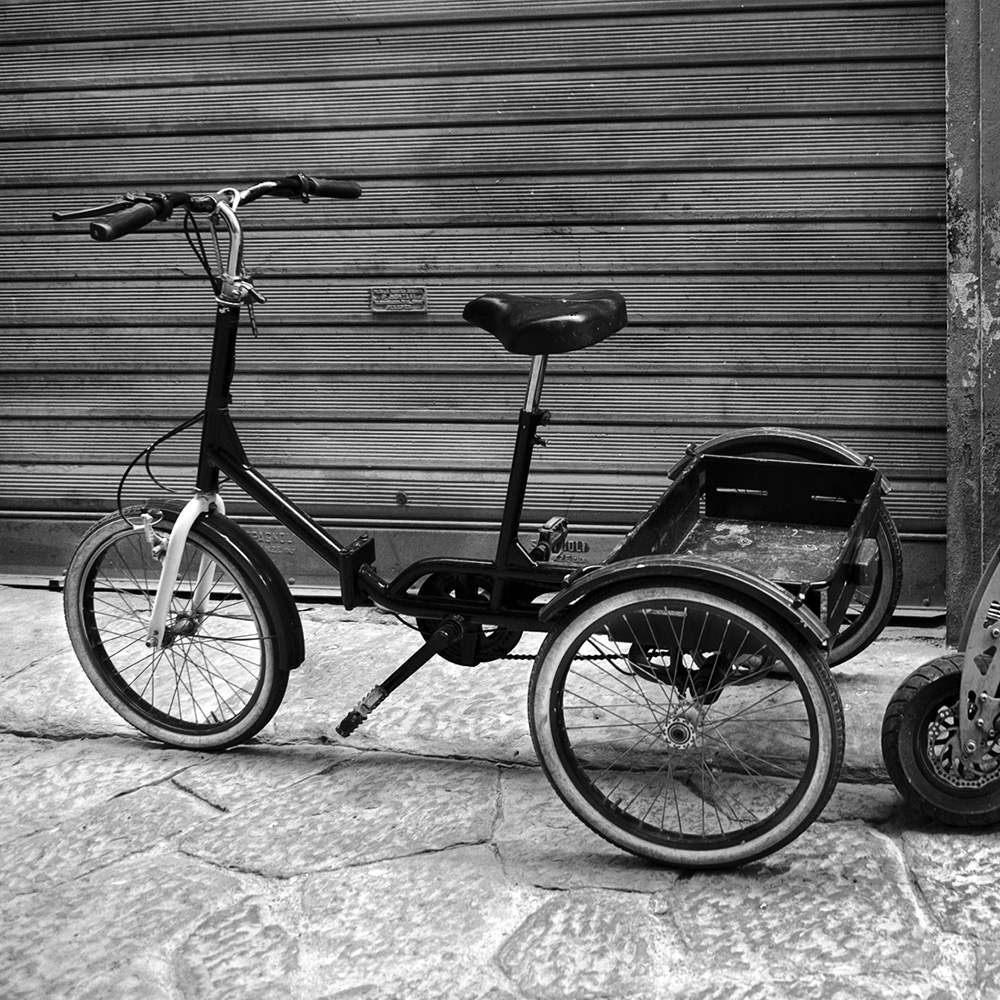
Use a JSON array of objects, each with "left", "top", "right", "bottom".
[
  {"left": 668, "top": 426, "right": 891, "bottom": 494},
  {"left": 540, "top": 555, "right": 829, "bottom": 650}
]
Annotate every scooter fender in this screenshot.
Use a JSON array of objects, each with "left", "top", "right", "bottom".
[
  {"left": 667, "top": 426, "right": 892, "bottom": 494},
  {"left": 955, "top": 542, "right": 1000, "bottom": 759},
  {"left": 539, "top": 554, "right": 830, "bottom": 651},
  {"left": 957, "top": 542, "right": 1000, "bottom": 653}
]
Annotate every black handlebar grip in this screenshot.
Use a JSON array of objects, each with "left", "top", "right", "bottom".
[
  {"left": 90, "top": 202, "right": 160, "bottom": 241},
  {"left": 303, "top": 176, "right": 362, "bottom": 199}
]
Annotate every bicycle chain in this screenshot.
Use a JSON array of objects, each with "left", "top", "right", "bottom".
[{"left": 498, "top": 652, "right": 607, "bottom": 662}]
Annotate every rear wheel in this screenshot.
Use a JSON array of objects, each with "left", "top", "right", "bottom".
[
  {"left": 723, "top": 445, "right": 902, "bottom": 665},
  {"left": 529, "top": 583, "right": 844, "bottom": 868},
  {"left": 64, "top": 505, "right": 288, "bottom": 750}
]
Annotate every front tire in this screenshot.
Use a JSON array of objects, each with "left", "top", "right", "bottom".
[
  {"left": 882, "top": 653, "right": 1000, "bottom": 825},
  {"left": 64, "top": 504, "right": 289, "bottom": 750},
  {"left": 529, "top": 583, "right": 844, "bottom": 868}
]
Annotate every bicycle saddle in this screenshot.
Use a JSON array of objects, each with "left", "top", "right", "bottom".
[{"left": 463, "top": 289, "right": 627, "bottom": 355}]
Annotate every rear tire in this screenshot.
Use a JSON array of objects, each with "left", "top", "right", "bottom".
[
  {"left": 529, "top": 582, "right": 844, "bottom": 868},
  {"left": 722, "top": 445, "right": 902, "bottom": 665},
  {"left": 64, "top": 504, "right": 288, "bottom": 750}
]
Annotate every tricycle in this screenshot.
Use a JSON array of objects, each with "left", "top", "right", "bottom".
[{"left": 54, "top": 175, "right": 902, "bottom": 867}]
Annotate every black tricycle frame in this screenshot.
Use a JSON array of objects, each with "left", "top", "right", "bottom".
[
  {"left": 198, "top": 294, "right": 568, "bottom": 632},
  {"left": 57, "top": 175, "right": 898, "bottom": 735}
]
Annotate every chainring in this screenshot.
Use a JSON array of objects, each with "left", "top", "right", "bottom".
[{"left": 415, "top": 572, "right": 522, "bottom": 666}]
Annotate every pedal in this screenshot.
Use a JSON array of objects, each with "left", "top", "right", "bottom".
[
  {"left": 529, "top": 516, "right": 569, "bottom": 561},
  {"left": 336, "top": 685, "right": 387, "bottom": 737},
  {"left": 334, "top": 616, "right": 465, "bottom": 738}
]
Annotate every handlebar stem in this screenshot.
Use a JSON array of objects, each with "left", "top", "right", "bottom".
[{"left": 212, "top": 200, "right": 249, "bottom": 305}]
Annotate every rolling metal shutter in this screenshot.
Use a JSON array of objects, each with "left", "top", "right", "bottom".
[{"left": 0, "top": 0, "right": 946, "bottom": 606}]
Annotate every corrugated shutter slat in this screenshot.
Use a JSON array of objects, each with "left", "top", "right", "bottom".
[{"left": 0, "top": 0, "right": 947, "bottom": 606}]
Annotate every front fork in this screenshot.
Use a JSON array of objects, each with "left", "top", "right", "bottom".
[
  {"left": 142, "top": 492, "right": 225, "bottom": 650},
  {"left": 958, "top": 552, "right": 1000, "bottom": 763}
]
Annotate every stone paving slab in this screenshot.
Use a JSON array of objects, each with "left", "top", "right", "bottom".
[
  {"left": 298, "top": 846, "right": 523, "bottom": 999},
  {"left": 497, "top": 890, "right": 673, "bottom": 1000},
  {"left": 901, "top": 827, "right": 1000, "bottom": 941},
  {"left": 1, "top": 853, "right": 249, "bottom": 1000},
  {"left": 0, "top": 735, "right": 992, "bottom": 1000},
  {"left": 0, "top": 584, "right": 943, "bottom": 775},
  {"left": 178, "top": 753, "right": 499, "bottom": 877},
  {"left": 7, "top": 584, "right": 1000, "bottom": 1000},
  {"left": 0, "top": 584, "right": 73, "bottom": 682},
  {"left": 0, "top": 736, "right": 205, "bottom": 842},
  {"left": 269, "top": 608, "right": 541, "bottom": 761}
]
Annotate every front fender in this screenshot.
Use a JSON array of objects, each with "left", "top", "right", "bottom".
[
  {"left": 667, "top": 426, "right": 891, "bottom": 494},
  {"left": 207, "top": 511, "right": 306, "bottom": 670},
  {"left": 145, "top": 498, "right": 305, "bottom": 670},
  {"left": 541, "top": 554, "right": 829, "bottom": 649}
]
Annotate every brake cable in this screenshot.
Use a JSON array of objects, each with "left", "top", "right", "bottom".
[
  {"left": 183, "top": 209, "right": 222, "bottom": 297},
  {"left": 116, "top": 410, "right": 205, "bottom": 524}
]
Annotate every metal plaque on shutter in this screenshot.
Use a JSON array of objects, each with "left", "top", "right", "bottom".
[{"left": 370, "top": 287, "right": 427, "bottom": 314}]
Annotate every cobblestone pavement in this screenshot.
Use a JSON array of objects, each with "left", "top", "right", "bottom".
[{"left": 3, "top": 583, "right": 998, "bottom": 1000}]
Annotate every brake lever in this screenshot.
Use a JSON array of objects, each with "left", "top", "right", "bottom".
[{"left": 52, "top": 192, "right": 155, "bottom": 222}]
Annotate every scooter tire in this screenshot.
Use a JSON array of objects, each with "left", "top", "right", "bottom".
[{"left": 882, "top": 653, "right": 1000, "bottom": 826}]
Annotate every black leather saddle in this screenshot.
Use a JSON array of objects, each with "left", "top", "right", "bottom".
[{"left": 463, "top": 289, "right": 628, "bottom": 356}]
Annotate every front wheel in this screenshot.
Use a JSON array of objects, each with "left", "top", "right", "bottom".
[
  {"left": 882, "top": 654, "right": 1000, "bottom": 825},
  {"left": 529, "top": 583, "right": 845, "bottom": 868},
  {"left": 64, "top": 504, "right": 289, "bottom": 750}
]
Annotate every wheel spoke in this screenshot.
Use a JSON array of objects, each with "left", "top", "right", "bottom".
[
  {"left": 66, "top": 508, "right": 286, "bottom": 749},
  {"left": 531, "top": 583, "right": 841, "bottom": 867}
]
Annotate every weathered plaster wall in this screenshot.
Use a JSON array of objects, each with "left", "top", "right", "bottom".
[{"left": 947, "top": 0, "right": 1000, "bottom": 640}]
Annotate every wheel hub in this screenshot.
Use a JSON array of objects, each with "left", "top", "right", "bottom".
[
  {"left": 659, "top": 708, "right": 701, "bottom": 749},
  {"left": 162, "top": 612, "right": 202, "bottom": 648}
]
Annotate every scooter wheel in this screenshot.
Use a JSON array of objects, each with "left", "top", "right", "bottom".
[{"left": 882, "top": 653, "right": 1000, "bottom": 825}]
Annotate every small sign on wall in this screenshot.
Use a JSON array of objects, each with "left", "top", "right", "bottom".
[{"left": 370, "top": 287, "right": 428, "bottom": 314}]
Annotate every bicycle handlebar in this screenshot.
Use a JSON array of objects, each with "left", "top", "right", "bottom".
[
  {"left": 293, "top": 174, "right": 362, "bottom": 200},
  {"left": 56, "top": 172, "right": 363, "bottom": 241},
  {"left": 242, "top": 173, "right": 363, "bottom": 205},
  {"left": 90, "top": 199, "right": 169, "bottom": 242}
]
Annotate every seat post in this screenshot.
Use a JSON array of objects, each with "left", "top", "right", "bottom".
[
  {"left": 524, "top": 354, "right": 548, "bottom": 410},
  {"left": 492, "top": 354, "right": 550, "bottom": 581}
]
